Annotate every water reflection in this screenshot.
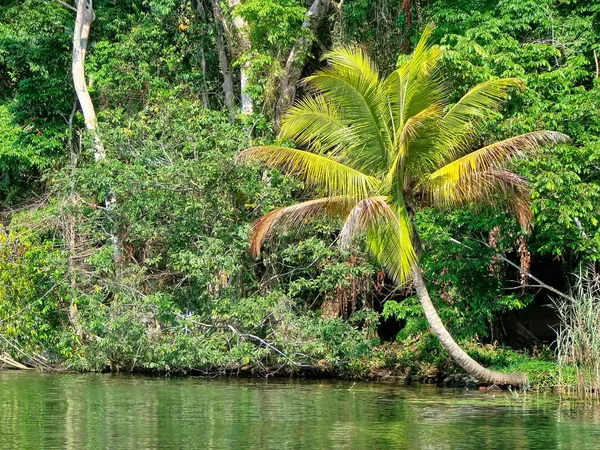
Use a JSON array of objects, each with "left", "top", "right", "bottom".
[{"left": 1, "top": 372, "right": 599, "bottom": 449}]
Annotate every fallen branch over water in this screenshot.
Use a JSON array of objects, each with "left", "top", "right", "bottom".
[
  {"left": 0, "top": 353, "right": 32, "bottom": 370},
  {"left": 0, "top": 333, "right": 57, "bottom": 371}
]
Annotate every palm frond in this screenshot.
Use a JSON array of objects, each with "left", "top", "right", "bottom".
[
  {"left": 443, "top": 78, "right": 524, "bottom": 126},
  {"left": 385, "top": 24, "right": 445, "bottom": 137},
  {"left": 322, "top": 45, "right": 380, "bottom": 86},
  {"left": 386, "top": 104, "right": 443, "bottom": 189},
  {"left": 238, "top": 146, "right": 380, "bottom": 199},
  {"left": 508, "top": 191, "right": 534, "bottom": 232},
  {"left": 340, "top": 196, "right": 394, "bottom": 250},
  {"left": 278, "top": 94, "right": 357, "bottom": 157},
  {"left": 250, "top": 197, "right": 356, "bottom": 258},
  {"left": 437, "top": 78, "right": 524, "bottom": 162},
  {"left": 305, "top": 47, "right": 391, "bottom": 174},
  {"left": 340, "top": 197, "right": 417, "bottom": 283},
  {"left": 427, "top": 131, "right": 569, "bottom": 185},
  {"left": 397, "top": 104, "right": 443, "bottom": 144},
  {"left": 424, "top": 168, "right": 533, "bottom": 230}
]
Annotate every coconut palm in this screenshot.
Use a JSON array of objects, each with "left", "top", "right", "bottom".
[{"left": 238, "top": 26, "right": 568, "bottom": 385}]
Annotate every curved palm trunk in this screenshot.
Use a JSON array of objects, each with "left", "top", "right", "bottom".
[{"left": 412, "top": 267, "right": 526, "bottom": 386}]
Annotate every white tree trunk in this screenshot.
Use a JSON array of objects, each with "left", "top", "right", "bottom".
[
  {"left": 239, "top": 60, "right": 253, "bottom": 115},
  {"left": 199, "top": 45, "right": 210, "bottom": 108},
  {"left": 210, "top": 0, "right": 236, "bottom": 121},
  {"left": 228, "top": 0, "right": 253, "bottom": 115},
  {"left": 72, "top": 0, "right": 104, "bottom": 161},
  {"left": 72, "top": 0, "right": 122, "bottom": 268}
]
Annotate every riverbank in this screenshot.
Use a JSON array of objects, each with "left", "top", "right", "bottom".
[{"left": 0, "top": 339, "right": 571, "bottom": 392}]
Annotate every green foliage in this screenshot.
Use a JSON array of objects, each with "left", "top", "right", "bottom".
[
  {"left": 237, "top": 0, "right": 306, "bottom": 49},
  {"left": 0, "top": 0, "right": 72, "bottom": 197},
  {"left": 72, "top": 290, "right": 379, "bottom": 375},
  {"left": 415, "top": 208, "right": 533, "bottom": 338},
  {"left": 0, "top": 211, "right": 72, "bottom": 360},
  {"left": 65, "top": 101, "right": 287, "bottom": 309},
  {"left": 0, "top": 100, "right": 379, "bottom": 376},
  {"left": 1, "top": 0, "right": 598, "bottom": 390},
  {"left": 521, "top": 144, "right": 600, "bottom": 262},
  {"left": 89, "top": 1, "right": 219, "bottom": 111},
  {"left": 0, "top": 0, "right": 72, "bottom": 119},
  {"left": 424, "top": 0, "right": 600, "bottom": 266}
]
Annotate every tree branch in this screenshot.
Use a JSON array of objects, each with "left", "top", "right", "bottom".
[
  {"left": 55, "top": 0, "right": 77, "bottom": 12},
  {"left": 449, "top": 237, "right": 574, "bottom": 301},
  {"left": 194, "top": 321, "right": 289, "bottom": 359},
  {"left": 274, "top": 0, "right": 330, "bottom": 131}
]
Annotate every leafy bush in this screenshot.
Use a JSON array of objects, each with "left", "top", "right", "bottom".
[
  {"left": 0, "top": 210, "right": 72, "bottom": 361},
  {"left": 0, "top": 101, "right": 380, "bottom": 376}
]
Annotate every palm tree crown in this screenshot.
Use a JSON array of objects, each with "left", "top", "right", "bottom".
[{"left": 239, "top": 25, "right": 568, "bottom": 284}]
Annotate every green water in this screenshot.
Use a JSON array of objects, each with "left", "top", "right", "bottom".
[{"left": 1, "top": 372, "right": 599, "bottom": 449}]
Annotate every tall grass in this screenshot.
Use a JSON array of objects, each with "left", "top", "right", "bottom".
[{"left": 555, "top": 272, "right": 600, "bottom": 399}]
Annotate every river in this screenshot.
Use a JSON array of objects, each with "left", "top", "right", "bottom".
[{"left": 1, "top": 372, "right": 599, "bottom": 449}]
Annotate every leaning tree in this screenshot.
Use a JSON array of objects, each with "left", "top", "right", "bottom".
[{"left": 239, "top": 26, "right": 568, "bottom": 385}]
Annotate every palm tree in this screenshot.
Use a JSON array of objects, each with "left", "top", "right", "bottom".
[{"left": 238, "top": 26, "right": 568, "bottom": 386}]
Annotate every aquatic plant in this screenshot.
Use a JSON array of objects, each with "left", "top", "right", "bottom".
[{"left": 555, "top": 272, "right": 600, "bottom": 400}]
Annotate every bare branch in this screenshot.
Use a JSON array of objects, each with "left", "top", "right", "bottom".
[
  {"left": 449, "top": 237, "right": 575, "bottom": 301},
  {"left": 55, "top": 0, "right": 77, "bottom": 12},
  {"left": 194, "top": 321, "right": 289, "bottom": 359}
]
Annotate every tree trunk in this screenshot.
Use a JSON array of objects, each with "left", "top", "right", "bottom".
[
  {"left": 194, "top": 0, "right": 212, "bottom": 109},
  {"left": 239, "top": 60, "right": 252, "bottom": 115},
  {"left": 412, "top": 267, "right": 527, "bottom": 386},
  {"left": 399, "top": 0, "right": 413, "bottom": 54},
  {"left": 331, "top": 0, "right": 345, "bottom": 46},
  {"left": 228, "top": 0, "right": 253, "bottom": 115},
  {"left": 72, "top": 0, "right": 104, "bottom": 161},
  {"left": 209, "top": 0, "right": 236, "bottom": 121},
  {"left": 199, "top": 45, "right": 210, "bottom": 108},
  {"left": 274, "top": 0, "right": 329, "bottom": 131},
  {"left": 72, "top": 0, "right": 122, "bottom": 272}
]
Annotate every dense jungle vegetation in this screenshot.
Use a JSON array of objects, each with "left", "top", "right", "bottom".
[{"left": 0, "top": 0, "right": 599, "bottom": 389}]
